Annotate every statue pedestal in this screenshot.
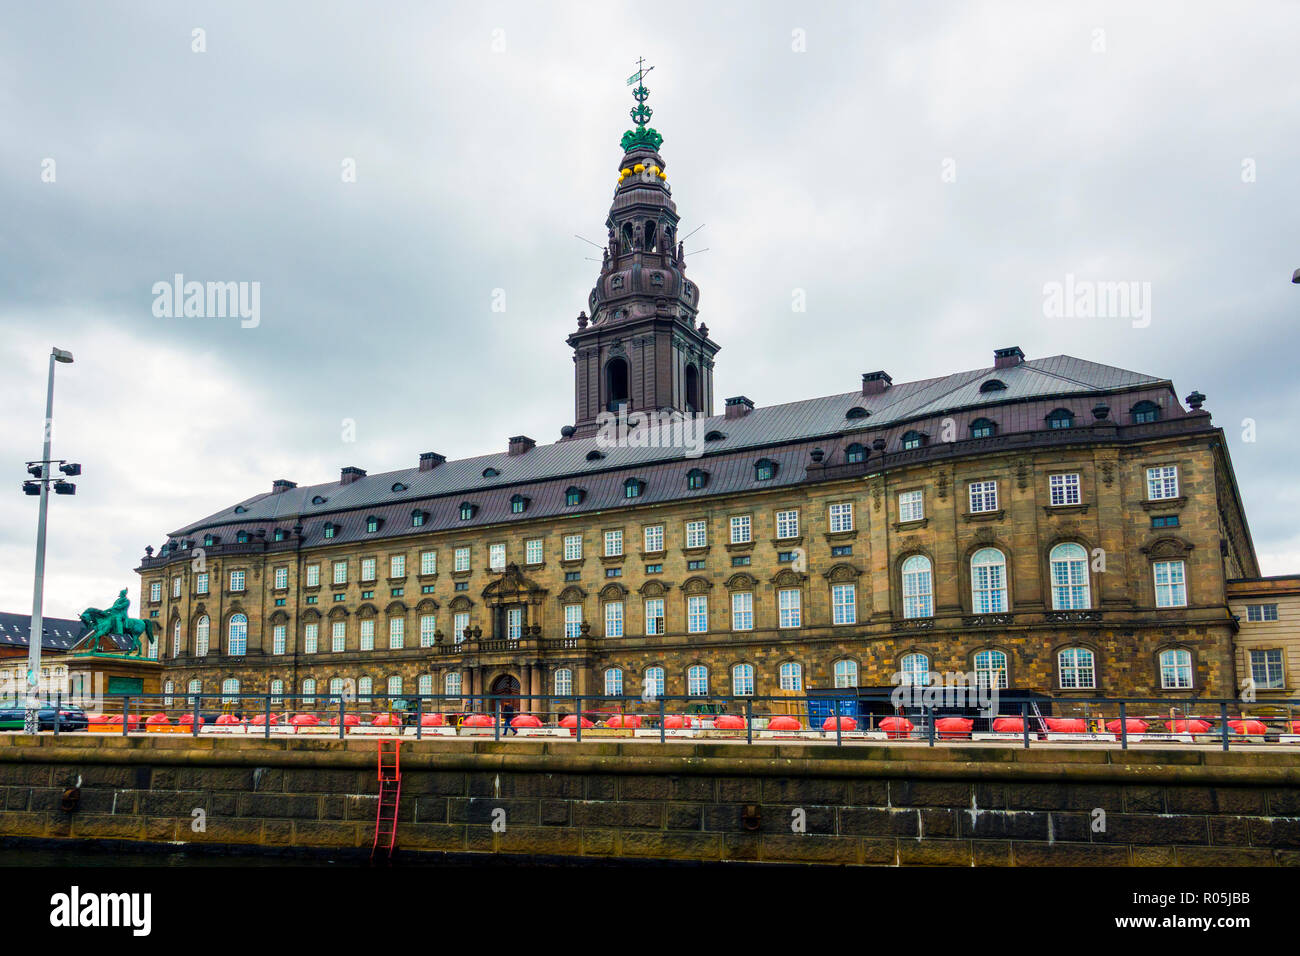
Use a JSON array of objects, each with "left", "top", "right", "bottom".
[{"left": 46, "top": 651, "right": 164, "bottom": 716}]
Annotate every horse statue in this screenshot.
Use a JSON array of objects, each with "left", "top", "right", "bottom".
[{"left": 77, "top": 588, "right": 153, "bottom": 656}]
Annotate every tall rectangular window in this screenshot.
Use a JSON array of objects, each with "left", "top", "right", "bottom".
[
  {"left": 778, "top": 588, "right": 802, "bottom": 628},
  {"left": 687, "top": 595, "right": 708, "bottom": 634},
  {"left": 1250, "top": 649, "right": 1285, "bottom": 689},
  {"left": 360, "top": 619, "right": 374, "bottom": 651},
  {"left": 564, "top": 604, "right": 583, "bottom": 639},
  {"left": 361, "top": 557, "right": 377, "bottom": 582},
  {"left": 273, "top": 567, "right": 288, "bottom": 590},
  {"left": 776, "top": 509, "right": 799, "bottom": 539},
  {"left": 453, "top": 612, "right": 469, "bottom": 644},
  {"left": 332, "top": 620, "right": 346, "bottom": 652},
  {"left": 172, "top": 577, "right": 182, "bottom": 598},
  {"left": 150, "top": 581, "right": 162, "bottom": 602},
  {"left": 604, "top": 529, "right": 623, "bottom": 557},
  {"left": 563, "top": 534, "right": 583, "bottom": 561},
  {"left": 898, "top": 490, "right": 924, "bottom": 523},
  {"left": 644, "top": 525, "right": 664, "bottom": 552},
  {"left": 525, "top": 539, "right": 543, "bottom": 565},
  {"left": 305, "top": 564, "right": 320, "bottom": 587},
  {"left": 1154, "top": 560, "right": 1187, "bottom": 607},
  {"left": 229, "top": 570, "right": 245, "bottom": 592},
  {"left": 420, "top": 614, "right": 436, "bottom": 646},
  {"left": 420, "top": 551, "right": 436, "bottom": 575},
  {"left": 390, "top": 554, "right": 405, "bottom": 578},
  {"left": 454, "top": 547, "right": 471, "bottom": 572},
  {"left": 969, "top": 480, "right": 998, "bottom": 513},
  {"left": 332, "top": 561, "right": 347, "bottom": 585},
  {"left": 828, "top": 502, "right": 853, "bottom": 533},
  {"left": 389, "top": 618, "right": 405, "bottom": 649},
  {"left": 685, "top": 520, "right": 707, "bottom": 549},
  {"left": 272, "top": 624, "right": 286, "bottom": 655},
  {"left": 304, "top": 623, "right": 318, "bottom": 654},
  {"left": 729, "top": 515, "right": 752, "bottom": 544},
  {"left": 1049, "top": 473, "right": 1081, "bottom": 506},
  {"left": 832, "top": 583, "right": 856, "bottom": 625},
  {"left": 730, "top": 592, "right": 753, "bottom": 631},
  {"left": 489, "top": 543, "right": 506, "bottom": 571},
  {"left": 644, "top": 598, "right": 665, "bottom": 635},
  {"left": 506, "top": 607, "right": 523, "bottom": 640},
  {"left": 1146, "top": 465, "right": 1179, "bottom": 500},
  {"left": 605, "top": 601, "right": 624, "bottom": 638},
  {"left": 196, "top": 572, "right": 209, "bottom": 595}
]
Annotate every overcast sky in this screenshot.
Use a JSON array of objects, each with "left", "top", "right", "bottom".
[{"left": 2, "top": 0, "right": 1297, "bottom": 620}]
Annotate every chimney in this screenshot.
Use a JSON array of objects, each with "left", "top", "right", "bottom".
[
  {"left": 725, "top": 396, "right": 754, "bottom": 419},
  {"left": 994, "top": 346, "right": 1025, "bottom": 369},
  {"left": 271, "top": 479, "right": 297, "bottom": 494},
  {"left": 861, "top": 371, "right": 892, "bottom": 396},
  {"left": 418, "top": 452, "right": 446, "bottom": 471},
  {"left": 508, "top": 435, "right": 536, "bottom": 456},
  {"left": 340, "top": 466, "right": 367, "bottom": 485}
]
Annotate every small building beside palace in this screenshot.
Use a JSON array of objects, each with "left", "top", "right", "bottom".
[
  {"left": 1227, "top": 575, "right": 1300, "bottom": 699},
  {"left": 134, "top": 86, "right": 1262, "bottom": 709}
]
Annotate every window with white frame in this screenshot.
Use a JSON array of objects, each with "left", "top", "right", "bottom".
[
  {"left": 305, "top": 564, "right": 320, "bottom": 587},
  {"left": 273, "top": 567, "right": 288, "bottom": 590},
  {"left": 563, "top": 534, "right": 583, "bottom": 561},
  {"left": 269, "top": 679, "right": 284, "bottom": 704},
  {"left": 604, "top": 601, "right": 624, "bottom": 637},
  {"left": 644, "top": 598, "right": 665, "bottom": 635},
  {"left": 150, "top": 581, "right": 162, "bottom": 602},
  {"left": 644, "top": 525, "right": 664, "bottom": 552},
  {"left": 778, "top": 588, "right": 802, "bottom": 628},
  {"left": 1146, "top": 465, "right": 1179, "bottom": 500},
  {"left": 332, "top": 561, "right": 347, "bottom": 585},
  {"left": 454, "top": 547, "right": 470, "bottom": 572},
  {"left": 1249, "top": 649, "right": 1285, "bottom": 689},
  {"left": 229, "top": 570, "right": 245, "bottom": 592},
  {"left": 731, "top": 592, "right": 753, "bottom": 631},
  {"left": 901, "top": 555, "right": 933, "bottom": 618},
  {"left": 687, "top": 665, "right": 708, "bottom": 696},
  {"left": 732, "top": 663, "right": 755, "bottom": 696},
  {"left": 899, "top": 652, "right": 930, "bottom": 686},
  {"left": 360, "top": 618, "right": 374, "bottom": 651},
  {"left": 420, "top": 614, "right": 436, "bottom": 646},
  {"left": 1246, "top": 604, "right": 1280, "bottom": 622},
  {"left": 302, "top": 678, "right": 316, "bottom": 705},
  {"left": 525, "top": 539, "right": 543, "bottom": 565},
  {"left": 389, "top": 617, "right": 404, "bottom": 649},
  {"left": 272, "top": 624, "right": 286, "bottom": 655},
  {"left": 971, "top": 548, "right": 1008, "bottom": 613},
  {"left": 1049, "top": 543, "right": 1091, "bottom": 610},
  {"left": 329, "top": 677, "right": 344, "bottom": 697},
  {"left": 604, "top": 529, "right": 623, "bottom": 557},
  {"left": 187, "top": 679, "right": 202, "bottom": 704},
  {"left": 220, "top": 678, "right": 239, "bottom": 703},
  {"left": 898, "top": 490, "right": 924, "bottom": 523},
  {"left": 1154, "top": 560, "right": 1187, "bottom": 607},
  {"left": 489, "top": 543, "right": 506, "bottom": 572},
  {"left": 604, "top": 668, "right": 623, "bottom": 696},
  {"left": 644, "top": 666, "right": 665, "bottom": 698},
  {"left": 1058, "top": 647, "right": 1096, "bottom": 689},
  {"left": 196, "top": 615, "right": 210, "bottom": 656},
  {"left": 685, "top": 520, "right": 707, "bottom": 548},
  {"left": 390, "top": 554, "right": 405, "bottom": 578},
  {"left": 357, "top": 676, "right": 372, "bottom": 699},
  {"left": 418, "top": 674, "right": 433, "bottom": 696},
  {"left": 172, "top": 576, "right": 182, "bottom": 598},
  {"left": 331, "top": 620, "right": 346, "bottom": 652},
  {"left": 1049, "top": 473, "right": 1081, "bottom": 506},
  {"left": 729, "top": 515, "right": 752, "bottom": 544},
  {"left": 776, "top": 509, "right": 800, "bottom": 539},
  {"left": 453, "top": 612, "right": 469, "bottom": 643},
  {"left": 196, "top": 572, "right": 209, "bottom": 595},
  {"left": 830, "top": 583, "right": 856, "bottom": 624},
  {"left": 388, "top": 675, "right": 402, "bottom": 696},
  {"left": 564, "top": 604, "right": 583, "bottom": 639},
  {"left": 506, "top": 607, "right": 523, "bottom": 640},
  {"left": 974, "top": 649, "right": 1009, "bottom": 689},
  {"left": 553, "top": 668, "right": 573, "bottom": 695},
  {"left": 834, "top": 659, "right": 858, "bottom": 689},
  {"left": 779, "top": 661, "right": 803, "bottom": 691},
  {"left": 828, "top": 502, "right": 854, "bottom": 533},
  {"left": 687, "top": 595, "right": 708, "bottom": 633},
  {"left": 304, "top": 622, "right": 318, "bottom": 654},
  {"left": 163, "top": 680, "right": 175, "bottom": 706},
  {"left": 361, "top": 557, "right": 377, "bottom": 581},
  {"left": 969, "top": 480, "right": 998, "bottom": 514},
  {"left": 1159, "top": 648, "right": 1193, "bottom": 689},
  {"left": 172, "top": 619, "right": 181, "bottom": 658},
  {"left": 445, "top": 672, "right": 462, "bottom": 696},
  {"left": 420, "top": 551, "right": 436, "bottom": 575}
]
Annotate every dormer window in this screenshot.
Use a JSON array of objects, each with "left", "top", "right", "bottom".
[
  {"left": 845, "top": 443, "right": 866, "bottom": 464},
  {"left": 980, "top": 379, "right": 1007, "bottom": 393},
  {"left": 323, "top": 524, "right": 337, "bottom": 540},
  {"left": 1131, "top": 401, "right": 1160, "bottom": 424},
  {"left": 565, "top": 487, "right": 586, "bottom": 507},
  {"left": 624, "top": 478, "right": 645, "bottom": 499},
  {"left": 273, "top": 528, "right": 287, "bottom": 542},
  {"left": 1046, "top": 408, "right": 1074, "bottom": 430},
  {"left": 203, "top": 534, "right": 214, "bottom": 547},
  {"left": 510, "top": 494, "right": 529, "bottom": 514},
  {"left": 482, "top": 467, "right": 500, "bottom": 478},
  {"left": 754, "top": 459, "right": 777, "bottom": 481},
  {"left": 686, "top": 469, "right": 709, "bottom": 490},
  {"left": 901, "top": 430, "right": 927, "bottom": 450},
  {"left": 459, "top": 502, "right": 477, "bottom": 521},
  {"left": 234, "top": 505, "right": 248, "bottom": 514},
  {"left": 236, "top": 531, "right": 249, "bottom": 544},
  {"left": 391, "top": 482, "right": 408, "bottom": 493},
  {"left": 311, "top": 495, "right": 328, "bottom": 505},
  {"left": 411, "top": 510, "right": 427, "bottom": 527},
  {"left": 704, "top": 430, "right": 725, "bottom": 442},
  {"left": 970, "top": 418, "right": 997, "bottom": 439},
  {"left": 845, "top": 406, "right": 869, "bottom": 420},
  {"left": 586, "top": 450, "right": 605, "bottom": 462},
  {"left": 365, "top": 516, "right": 381, "bottom": 533}
]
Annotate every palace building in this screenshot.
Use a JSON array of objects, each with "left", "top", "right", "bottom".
[{"left": 136, "top": 82, "right": 1260, "bottom": 709}]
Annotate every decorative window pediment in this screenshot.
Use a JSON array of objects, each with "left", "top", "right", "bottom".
[
  {"left": 725, "top": 572, "right": 759, "bottom": 590},
  {"left": 823, "top": 563, "right": 862, "bottom": 583},
  {"left": 681, "top": 576, "right": 713, "bottom": 595},
  {"left": 637, "top": 579, "right": 671, "bottom": 598}
]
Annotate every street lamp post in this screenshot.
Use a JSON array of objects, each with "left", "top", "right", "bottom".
[{"left": 23, "top": 347, "right": 75, "bottom": 735}]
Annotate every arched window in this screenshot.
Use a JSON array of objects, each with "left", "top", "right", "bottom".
[
  {"left": 195, "top": 615, "right": 210, "bottom": 656},
  {"left": 163, "top": 680, "right": 175, "bottom": 706},
  {"left": 845, "top": 443, "right": 866, "bottom": 464},
  {"left": 974, "top": 650, "right": 1008, "bottom": 689},
  {"left": 445, "top": 673, "right": 462, "bottom": 696},
  {"left": 971, "top": 548, "right": 1008, "bottom": 613},
  {"left": 1131, "top": 400, "right": 1160, "bottom": 424},
  {"left": 779, "top": 661, "right": 802, "bottom": 691},
  {"left": 606, "top": 358, "right": 630, "bottom": 410},
  {"left": 554, "top": 668, "right": 573, "bottom": 696},
  {"left": 687, "top": 665, "right": 708, "bottom": 696},
  {"left": 901, "top": 555, "right": 934, "bottom": 618},
  {"left": 270, "top": 679, "right": 284, "bottom": 704},
  {"left": 845, "top": 406, "right": 869, "bottom": 420},
  {"left": 970, "top": 418, "right": 997, "bottom": 439},
  {"left": 901, "top": 430, "right": 925, "bottom": 450},
  {"left": 186, "top": 679, "right": 201, "bottom": 704},
  {"left": 979, "top": 379, "right": 1007, "bottom": 393},
  {"left": 329, "top": 677, "right": 344, "bottom": 697},
  {"left": 685, "top": 364, "right": 700, "bottom": 413},
  {"left": 899, "top": 653, "right": 931, "bottom": 686},
  {"left": 1046, "top": 408, "right": 1074, "bottom": 430},
  {"left": 302, "top": 678, "right": 316, "bottom": 704},
  {"left": 604, "top": 668, "right": 624, "bottom": 696},
  {"left": 228, "top": 614, "right": 247, "bottom": 656},
  {"left": 644, "top": 666, "right": 665, "bottom": 698},
  {"left": 1159, "top": 649, "right": 1193, "bottom": 690},
  {"left": 833, "top": 659, "right": 858, "bottom": 689},
  {"left": 418, "top": 674, "right": 433, "bottom": 696},
  {"left": 1049, "top": 543, "right": 1091, "bottom": 610},
  {"left": 481, "top": 468, "right": 500, "bottom": 478},
  {"left": 732, "top": 663, "right": 755, "bottom": 696},
  {"left": 387, "top": 675, "right": 402, "bottom": 696},
  {"left": 1058, "top": 647, "right": 1096, "bottom": 689},
  {"left": 358, "top": 676, "right": 373, "bottom": 699}
]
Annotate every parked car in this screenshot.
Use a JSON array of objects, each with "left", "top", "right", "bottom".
[{"left": 0, "top": 701, "right": 89, "bottom": 732}]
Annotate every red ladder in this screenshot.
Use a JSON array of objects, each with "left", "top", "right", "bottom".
[{"left": 371, "top": 739, "right": 401, "bottom": 861}]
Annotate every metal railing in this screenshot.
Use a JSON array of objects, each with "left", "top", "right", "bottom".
[{"left": 3, "top": 692, "right": 1300, "bottom": 751}]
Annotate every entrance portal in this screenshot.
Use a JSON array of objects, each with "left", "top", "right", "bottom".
[{"left": 489, "top": 674, "right": 521, "bottom": 719}]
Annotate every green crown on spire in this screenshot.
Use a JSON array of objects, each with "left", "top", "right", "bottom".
[{"left": 621, "top": 58, "right": 663, "bottom": 152}]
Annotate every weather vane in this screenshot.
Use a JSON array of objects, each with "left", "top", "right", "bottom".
[{"left": 621, "top": 57, "right": 663, "bottom": 152}]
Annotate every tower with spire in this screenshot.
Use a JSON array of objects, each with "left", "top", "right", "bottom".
[{"left": 567, "top": 61, "right": 719, "bottom": 437}]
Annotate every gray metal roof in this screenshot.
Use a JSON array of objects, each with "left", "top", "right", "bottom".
[
  {"left": 168, "top": 354, "right": 1169, "bottom": 539},
  {"left": 0, "top": 612, "right": 88, "bottom": 651}
]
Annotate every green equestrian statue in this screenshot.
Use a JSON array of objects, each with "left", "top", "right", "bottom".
[{"left": 77, "top": 589, "right": 153, "bottom": 656}]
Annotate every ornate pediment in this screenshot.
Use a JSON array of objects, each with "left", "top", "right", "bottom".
[
  {"left": 637, "top": 579, "right": 673, "bottom": 598},
  {"left": 482, "top": 563, "right": 547, "bottom": 605}
]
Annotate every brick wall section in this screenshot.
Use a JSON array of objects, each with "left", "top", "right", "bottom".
[{"left": 4, "top": 736, "right": 1300, "bottom": 865}]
